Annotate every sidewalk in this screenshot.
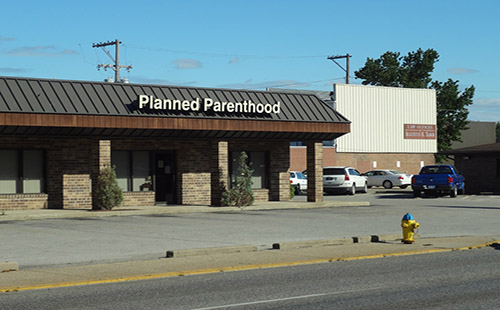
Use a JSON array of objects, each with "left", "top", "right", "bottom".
[
  {"left": 1, "top": 200, "right": 498, "bottom": 293},
  {"left": 0, "top": 200, "right": 370, "bottom": 222},
  {"left": 1, "top": 235, "right": 499, "bottom": 292}
]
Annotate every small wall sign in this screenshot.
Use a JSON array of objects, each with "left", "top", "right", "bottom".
[{"left": 404, "top": 124, "right": 436, "bottom": 140}]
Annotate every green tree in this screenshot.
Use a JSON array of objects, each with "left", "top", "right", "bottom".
[
  {"left": 433, "top": 79, "right": 474, "bottom": 162},
  {"left": 355, "top": 48, "right": 475, "bottom": 162},
  {"left": 496, "top": 122, "right": 500, "bottom": 139},
  {"left": 355, "top": 48, "right": 439, "bottom": 88},
  {"left": 93, "top": 165, "right": 123, "bottom": 210},
  {"left": 221, "top": 152, "right": 254, "bottom": 208}
]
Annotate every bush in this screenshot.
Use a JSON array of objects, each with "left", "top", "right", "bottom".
[
  {"left": 290, "top": 184, "right": 296, "bottom": 199},
  {"left": 221, "top": 152, "right": 254, "bottom": 208},
  {"left": 93, "top": 165, "right": 123, "bottom": 210}
]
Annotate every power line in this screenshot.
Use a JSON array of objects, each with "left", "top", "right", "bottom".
[
  {"left": 126, "top": 44, "right": 326, "bottom": 60},
  {"left": 92, "top": 39, "right": 133, "bottom": 83},
  {"left": 327, "top": 54, "right": 352, "bottom": 84},
  {"left": 265, "top": 77, "right": 346, "bottom": 89}
]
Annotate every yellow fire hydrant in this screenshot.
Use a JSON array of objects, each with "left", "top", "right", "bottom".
[{"left": 401, "top": 213, "right": 420, "bottom": 244}]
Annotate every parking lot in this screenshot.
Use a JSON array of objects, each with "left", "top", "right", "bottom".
[{"left": 1, "top": 189, "right": 498, "bottom": 268}]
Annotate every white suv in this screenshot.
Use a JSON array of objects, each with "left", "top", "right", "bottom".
[
  {"left": 290, "top": 171, "right": 307, "bottom": 195},
  {"left": 323, "top": 166, "right": 368, "bottom": 195}
]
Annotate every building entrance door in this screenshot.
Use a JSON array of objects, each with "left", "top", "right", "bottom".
[{"left": 155, "top": 152, "right": 176, "bottom": 204}]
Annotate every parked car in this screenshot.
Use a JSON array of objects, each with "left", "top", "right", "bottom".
[
  {"left": 290, "top": 171, "right": 307, "bottom": 194},
  {"left": 361, "top": 169, "right": 412, "bottom": 189},
  {"left": 323, "top": 166, "right": 367, "bottom": 195},
  {"left": 412, "top": 164, "right": 465, "bottom": 198}
]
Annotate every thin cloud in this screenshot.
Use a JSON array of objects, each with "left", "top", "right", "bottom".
[
  {"left": 172, "top": 58, "right": 202, "bottom": 69},
  {"left": 5, "top": 46, "right": 78, "bottom": 57},
  {"left": 473, "top": 97, "right": 500, "bottom": 107},
  {"left": 0, "top": 35, "right": 15, "bottom": 41},
  {"left": 448, "top": 68, "right": 478, "bottom": 74},
  {"left": 129, "top": 75, "right": 197, "bottom": 86},
  {"left": 0, "top": 67, "right": 28, "bottom": 73},
  {"left": 218, "top": 79, "right": 310, "bottom": 90}
]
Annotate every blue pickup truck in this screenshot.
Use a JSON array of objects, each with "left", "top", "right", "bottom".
[{"left": 411, "top": 165, "right": 465, "bottom": 198}]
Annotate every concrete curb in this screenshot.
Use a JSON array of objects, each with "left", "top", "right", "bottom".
[
  {"left": 272, "top": 234, "right": 402, "bottom": 250},
  {"left": 166, "top": 245, "right": 258, "bottom": 258},
  {"left": 1, "top": 262, "right": 19, "bottom": 272},
  {"left": 165, "top": 234, "right": 402, "bottom": 259}
]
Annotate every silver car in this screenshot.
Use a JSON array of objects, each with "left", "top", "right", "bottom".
[
  {"left": 362, "top": 169, "right": 412, "bottom": 189},
  {"left": 323, "top": 166, "right": 368, "bottom": 195}
]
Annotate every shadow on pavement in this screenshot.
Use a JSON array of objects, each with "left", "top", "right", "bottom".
[
  {"left": 490, "top": 242, "right": 500, "bottom": 250},
  {"left": 423, "top": 205, "right": 500, "bottom": 210}
]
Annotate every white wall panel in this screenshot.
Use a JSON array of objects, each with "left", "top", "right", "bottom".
[{"left": 335, "top": 84, "right": 437, "bottom": 153}]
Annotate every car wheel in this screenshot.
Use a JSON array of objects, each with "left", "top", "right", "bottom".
[
  {"left": 295, "top": 184, "right": 301, "bottom": 195},
  {"left": 458, "top": 183, "right": 465, "bottom": 195},
  {"left": 400, "top": 185, "right": 408, "bottom": 189},
  {"left": 349, "top": 184, "right": 356, "bottom": 195},
  {"left": 383, "top": 180, "right": 393, "bottom": 189},
  {"left": 450, "top": 186, "right": 457, "bottom": 198},
  {"left": 361, "top": 182, "right": 368, "bottom": 193}
]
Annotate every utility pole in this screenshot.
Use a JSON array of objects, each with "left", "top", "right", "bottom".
[
  {"left": 327, "top": 54, "right": 351, "bottom": 84},
  {"left": 92, "top": 39, "right": 133, "bottom": 83}
]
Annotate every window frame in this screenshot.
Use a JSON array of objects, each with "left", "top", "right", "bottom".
[
  {"left": 111, "top": 150, "right": 153, "bottom": 192},
  {"left": 229, "top": 151, "right": 269, "bottom": 189},
  {"left": 0, "top": 149, "right": 46, "bottom": 194}
]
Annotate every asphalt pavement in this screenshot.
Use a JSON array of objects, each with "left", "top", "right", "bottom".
[{"left": 1, "top": 195, "right": 499, "bottom": 292}]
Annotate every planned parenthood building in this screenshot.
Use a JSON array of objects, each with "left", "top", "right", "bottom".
[{"left": 0, "top": 76, "right": 349, "bottom": 210}]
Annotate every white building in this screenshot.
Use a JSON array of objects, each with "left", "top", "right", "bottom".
[{"left": 281, "top": 84, "right": 437, "bottom": 174}]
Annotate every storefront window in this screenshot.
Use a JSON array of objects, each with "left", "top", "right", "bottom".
[
  {"left": 0, "top": 150, "right": 18, "bottom": 194},
  {"left": 112, "top": 151, "right": 130, "bottom": 191},
  {"left": 0, "top": 150, "right": 44, "bottom": 194},
  {"left": 230, "top": 151, "right": 268, "bottom": 189},
  {"left": 132, "top": 151, "right": 151, "bottom": 191},
  {"left": 111, "top": 151, "right": 152, "bottom": 192},
  {"left": 23, "top": 150, "right": 44, "bottom": 194}
]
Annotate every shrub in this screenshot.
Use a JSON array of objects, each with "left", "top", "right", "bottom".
[
  {"left": 93, "top": 165, "right": 123, "bottom": 210},
  {"left": 221, "top": 152, "right": 254, "bottom": 208}
]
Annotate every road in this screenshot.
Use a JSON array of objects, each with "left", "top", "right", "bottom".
[
  {"left": 1, "top": 246, "right": 499, "bottom": 309},
  {"left": 1, "top": 189, "right": 499, "bottom": 268}
]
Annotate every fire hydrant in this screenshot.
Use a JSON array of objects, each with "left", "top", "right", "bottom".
[{"left": 401, "top": 213, "right": 420, "bottom": 244}]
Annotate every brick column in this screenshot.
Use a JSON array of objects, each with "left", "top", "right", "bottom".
[
  {"left": 211, "top": 141, "right": 229, "bottom": 206},
  {"left": 47, "top": 138, "right": 93, "bottom": 209},
  {"left": 307, "top": 141, "right": 323, "bottom": 202},
  {"left": 269, "top": 141, "right": 290, "bottom": 201},
  {"left": 91, "top": 139, "right": 111, "bottom": 209}
]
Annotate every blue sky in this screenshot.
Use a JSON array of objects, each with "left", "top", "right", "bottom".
[{"left": 1, "top": 0, "right": 499, "bottom": 122}]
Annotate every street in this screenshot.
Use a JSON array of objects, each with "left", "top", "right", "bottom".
[
  {"left": 1, "top": 247, "right": 499, "bottom": 309},
  {"left": 1, "top": 189, "right": 499, "bottom": 268}
]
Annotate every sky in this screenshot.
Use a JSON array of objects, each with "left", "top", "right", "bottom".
[{"left": 1, "top": 0, "right": 499, "bottom": 122}]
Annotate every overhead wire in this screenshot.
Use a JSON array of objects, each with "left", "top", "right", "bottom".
[{"left": 125, "top": 44, "right": 327, "bottom": 60}]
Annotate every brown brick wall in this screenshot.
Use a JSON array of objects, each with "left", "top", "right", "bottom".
[
  {"left": 0, "top": 136, "right": 296, "bottom": 209},
  {"left": 231, "top": 140, "right": 290, "bottom": 202},
  {"left": 49, "top": 139, "right": 92, "bottom": 209},
  {"left": 306, "top": 142, "right": 323, "bottom": 202},
  {"left": 122, "top": 191, "right": 155, "bottom": 207},
  {"left": 211, "top": 141, "right": 229, "bottom": 206},
  {"left": 253, "top": 189, "right": 269, "bottom": 201},
  {"left": 91, "top": 139, "right": 112, "bottom": 210},
  {"left": 0, "top": 194, "right": 48, "bottom": 210},
  {"left": 455, "top": 154, "right": 500, "bottom": 194},
  {"left": 0, "top": 137, "right": 93, "bottom": 210},
  {"left": 113, "top": 138, "right": 214, "bottom": 206}
]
